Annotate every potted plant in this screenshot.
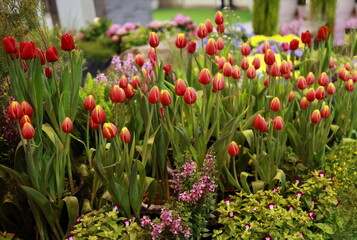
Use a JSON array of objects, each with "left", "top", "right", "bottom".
[{"left": 297, "top": 0, "right": 308, "bottom": 19}]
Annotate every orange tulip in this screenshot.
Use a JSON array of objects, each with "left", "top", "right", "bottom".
[
  {"left": 84, "top": 95, "right": 96, "bottom": 111},
  {"left": 91, "top": 105, "right": 106, "bottom": 124},
  {"left": 110, "top": 85, "right": 126, "bottom": 103},
  {"left": 199, "top": 68, "right": 211, "bottom": 85}
]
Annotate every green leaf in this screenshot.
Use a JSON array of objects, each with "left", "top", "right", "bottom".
[
  {"left": 62, "top": 196, "right": 79, "bottom": 227},
  {"left": 315, "top": 223, "right": 334, "bottom": 235},
  {"left": 241, "top": 129, "right": 254, "bottom": 148},
  {"left": 240, "top": 172, "right": 253, "bottom": 194},
  {"left": 252, "top": 180, "right": 265, "bottom": 193},
  {"left": 272, "top": 169, "right": 286, "bottom": 188},
  {"left": 42, "top": 124, "right": 63, "bottom": 150}
]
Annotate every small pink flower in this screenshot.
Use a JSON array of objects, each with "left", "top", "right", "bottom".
[
  {"left": 319, "top": 171, "right": 325, "bottom": 177},
  {"left": 289, "top": 205, "right": 295, "bottom": 211},
  {"left": 123, "top": 219, "right": 130, "bottom": 226},
  {"left": 308, "top": 210, "right": 316, "bottom": 221},
  {"left": 333, "top": 201, "right": 340, "bottom": 206},
  {"left": 296, "top": 192, "right": 303, "bottom": 198},
  {"left": 224, "top": 198, "right": 231, "bottom": 206},
  {"left": 245, "top": 224, "right": 251, "bottom": 229},
  {"left": 264, "top": 235, "right": 272, "bottom": 240},
  {"left": 295, "top": 178, "right": 301, "bottom": 184},
  {"left": 323, "top": 186, "right": 328, "bottom": 191},
  {"left": 228, "top": 212, "right": 235, "bottom": 218},
  {"left": 273, "top": 186, "right": 279, "bottom": 193},
  {"left": 76, "top": 216, "right": 82, "bottom": 223},
  {"left": 268, "top": 203, "right": 275, "bottom": 210},
  {"left": 113, "top": 204, "right": 120, "bottom": 211},
  {"left": 300, "top": 232, "right": 305, "bottom": 238}
]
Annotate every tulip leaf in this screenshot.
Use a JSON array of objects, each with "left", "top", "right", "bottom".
[
  {"left": 241, "top": 129, "right": 254, "bottom": 148},
  {"left": 129, "top": 162, "right": 139, "bottom": 217},
  {"left": 240, "top": 172, "right": 253, "bottom": 194},
  {"left": 62, "top": 196, "right": 79, "bottom": 227},
  {"left": 272, "top": 169, "right": 286, "bottom": 188},
  {"left": 223, "top": 165, "right": 242, "bottom": 190},
  {"left": 42, "top": 124, "right": 63, "bottom": 150},
  {"left": 252, "top": 180, "right": 265, "bottom": 193}
]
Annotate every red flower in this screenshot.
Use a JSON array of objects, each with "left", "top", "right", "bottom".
[
  {"left": 279, "top": 61, "right": 289, "bottom": 75},
  {"left": 45, "top": 46, "right": 58, "bottom": 62},
  {"left": 306, "top": 88, "right": 316, "bottom": 102},
  {"left": 135, "top": 54, "right": 144, "bottom": 67},
  {"left": 91, "top": 105, "right": 106, "bottom": 124},
  {"left": 187, "top": 41, "right": 196, "bottom": 53},
  {"left": 89, "top": 117, "right": 99, "bottom": 130},
  {"left": 183, "top": 87, "right": 197, "bottom": 104},
  {"left": 281, "top": 42, "right": 289, "bottom": 51},
  {"left": 102, "top": 122, "right": 118, "bottom": 140},
  {"left": 131, "top": 76, "right": 141, "bottom": 89},
  {"left": 253, "top": 114, "right": 268, "bottom": 132},
  {"left": 320, "top": 105, "right": 330, "bottom": 118},
  {"left": 199, "top": 68, "right": 211, "bottom": 85},
  {"left": 8, "top": 101, "right": 22, "bottom": 120},
  {"left": 289, "top": 39, "right": 299, "bottom": 50},
  {"left": 196, "top": 23, "right": 208, "bottom": 39},
  {"left": 22, "top": 61, "right": 28, "bottom": 72},
  {"left": 175, "top": 78, "right": 187, "bottom": 96},
  {"left": 175, "top": 33, "right": 187, "bottom": 49},
  {"left": 35, "top": 47, "right": 45, "bottom": 65},
  {"left": 288, "top": 91, "right": 295, "bottom": 102},
  {"left": 119, "top": 75, "right": 128, "bottom": 88},
  {"left": 227, "top": 53, "right": 234, "bottom": 65},
  {"left": 316, "top": 26, "right": 329, "bottom": 42},
  {"left": 205, "top": 19, "right": 213, "bottom": 33},
  {"left": 264, "top": 49, "right": 275, "bottom": 66},
  {"left": 317, "top": 72, "right": 329, "bottom": 86},
  {"left": 222, "top": 62, "right": 232, "bottom": 77},
  {"left": 84, "top": 95, "right": 96, "bottom": 111},
  {"left": 20, "top": 115, "right": 32, "bottom": 128},
  {"left": 120, "top": 127, "right": 131, "bottom": 143},
  {"left": 149, "top": 32, "right": 160, "bottom": 48},
  {"left": 240, "top": 42, "right": 251, "bottom": 56},
  {"left": 213, "top": 73, "right": 225, "bottom": 92},
  {"left": 160, "top": 89, "right": 172, "bottom": 106},
  {"left": 345, "top": 79, "right": 355, "bottom": 91},
  {"left": 62, "top": 117, "right": 73, "bottom": 133},
  {"left": 216, "top": 24, "right": 225, "bottom": 33},
  {"left": 270, "top": 97, "right": 281, "bottom": 112},
  {"left": 21, "top": 101, "right": 33, "bottom": 117},
  {"left": 315, "top": 86, "right": 326, "bottom": 100},
  {"left": 262, "top": 41, "right": 270, "bottom": 53},
  {"left": 301, "top": 30, "right": 312, "bottom": 45},
  {"left": 246, "top": 66, "right": 256, "bottom": 79},
  {"left": 297, "top": 77, "right": 307, "bottom": 90},
  {"left": 214, "top": 11, "right": 224, "bottom": 25},
  {"left": 163, "top": 64, "right": 172, "bottom": 76},
  {"left": 273, "top": 116, "right": 284, "bottom": 130},
  {"left": 148, "top": 86, "right": 160, "bottom": 104},
  {"left": 228, "top": 141, "right": 239, "bottom": 156},
  {"left": 299, "top": 97, "right": 309, "bottom": 110},
  {"left": 338, "top": 68, "right": 350, "bottom": 81},
  {"left": 61, "top": 33, "right": 75, "bottom": 51},
  {"left": 124, "top": 84, "right": 134, "bottom": 98},
  {"left": 240, "top": 57, "right": 249, "bottom": 70},
  {"left": 22, "top": 122, "right": 35, "bottom": 139},
  {"left": 216, "top": 37, "right": 224, "bottom": 51},
  {"left": 252, "top": 57, "right": 260, "bottom": 70},
  {"left": 231, "top": 65, "right": 241, "bottom": 80},
  {"left": 306, "top": 72, "right": 315, "bottom": 85},
  {"left": 2, "top": 36, "right": 17, "bottom": 54},
  {"left": 45, "top": 67, "right": 52, "bottom": 78},
  {"left": 327, "top": 83, "right": 336, "bottom": 95},
  {"left": 110, "top": 85, "right": 126, "bottom": 103},
  {"left": 311, "top": 110, "right": 321, "bottom": 124},
  {"left": 20, "top": 41, "right": 36, "bottom": 60},
  {"left": 269, "top": 62, "right": 280, "bottom": 77},
  {"left": 205, "top": 38, "right": 217, "bottom": 56}
]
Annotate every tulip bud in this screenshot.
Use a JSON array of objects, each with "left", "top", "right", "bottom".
[
  {"left": 305, "top": 72, "right": 315, "bottom": 85},
  {"left": 301, "top": 30, "right": 312, "bottom": 46},
  {"left": 300, "top": 97, "right": 309, "bottom": 109},
  {"left": 264, "top": 49, "right": 275, "bottom": 66},
  {"left": 158, "top": 106, "right": 165, "bottom": 118},
  {"left": 288, "top": 91, "right": 295, "bottom": 102},
  {"left": 315, "top": 86, "right": 326, "bottom": 100},
  {"left": 228, "top": 141, "right": 239, "bottom": 156},
  {"left": 45, "top": 46, "right": 58, "bottom": 62},
  {"left": 311, "top": 110, "right": 321, "bottom": 124},
  {"left": 62, "top": 117, "right": 73, "bottom": 133},
  {"left": 197, "top": 23, "right": 208, "bottom": 39},
  {"left": 329, "top": 57, "right": 335, "bottom": 69},
  {"left": 120, "top": 127, "right": 131, "bottom": 143},
  {"left": 269, "top": 62, "right": 280, "bottom": 77},
  {"left": 205, "top": 19, "right": 213, "bottom": 33},
  {"left": 102, "top": 122, "right": 118, "bottom": 140},
  {"left": 8, "top": 101, "right": 22, "bottom": 120},
  {"left": 124, "top": 84, "right": 134, "bottom": 98},
  {"left": 131, "top": 75, "right": 141, "bottom": 89},
  {"left": 91, "top": 105, "right": 106, "bottom": 124},
  {"left": 61, "top": 33, "right": 75, "bottom": 51},
  {"left": 297, "top": 77, "right": 307, "bottom": 90},
  {"left": 216, "top": 37, "right": 224, "bottom": 51},
  {"left": 35, "top": 47, "right": 45, "bottom": 65},
  {"left": 352, "top": 72, "right": 357, "bottom": 82},
  {"left": 213, "top": 73, "right": 225, "bottom": 92},
  {"left": 89, "top": 117, "right": 99, "bottom": 130},
  {"left": 20, "top": 115, "right": 32, "bottom": 128},
  {"left": 216, "top": 56, "right": 226, "bottom": 70},
  {"left": 119, "top": 75, "right": 128, "bottom": 88},
  {"left": 222, "top": 62, "right": 232, "bottom": 77},
  {"left": 317, "top": 72, "right": 329, "bottom": 86},
  {"left": 263, "top": 77, "right": 269, "bottom": 86},
  {"left": 110, "top": 85, "right": 126, "bottom": 103},
  {"left": 2, "top": 36, "right": 17, "bottom": 54},
  {"left": 253, "top": 114, "right": 268, "bottom": 132},
  {"left": 214, "top": 11, "right": 224, "bottom": 25},
  {"left": 320, "top": 105, "right": 330, "bottom": 118},
  {"left": 187, "top": 41, "right": 196, "bottom": 53},
  {"left": 279, "top": 61, "right": 289, "bottom": 75},
  {"left": 240, "top": 42, "right": 251, "bottom": 56},
  {"left": 316, "top": 26, "right": 329, "bottom": 42},
  {"left": 227, "top": 53, "right": 234, "bottom": 65},
  {"left": 20, "top": 41, "right": 36, "bottom": 60},
  {"left": 246, "top": 65, "right": 256, "bottom": 79},
  {"left": 216, "top": 24, "right": 225, "bottom": 34},
  {"left": 281, "top": 42, "right": 289, "bottom": 51},
  {"left": 84, "top": 95, "right": 96, "bottom": 111},
  {"left": 289, "top": 39, "right": 299, "bottom": 50},
  {"left": 345, "top": 79, "right": 354, "bottom": 91},
  {"left": 149, "top": 32, "right": 160, "bottom": 48},
  {"left": 160, "top": 89, "right": 172, "bottom": 106},
  {"left": 21, "top": 101, "right": 33, "bottom": 117},
  {"left": 45, "top": 67, "right": 52, "bottom": 78},
  {"left": 231, "top": 65, "right": 241, "bottom": 80},
  {"left": 22, "top": 122, "right": 35, "bottom": 139},
  {"left": 262, "top": 41, "right": 270, "bottom": 54},
  {"left": 252, "top": 57, "right": 260, "bottom": 70},
  {"left": 175, "top": 79, "right": 187, "bottom": 96},
  {"left": 135, "top": 54, "right": 144, "bottom": 67},
  {"left": 344, "top": 62, "right": 352, "bottom": 71},
  {"left": 148, "top": 86, "right": 160, "bottom": 104},
  {"left": 273, "top": 116, "right": 284, "bottom": 130},
  {"left": 306, "top": 88, "right": 316, "bottom": 102},
  {"left": 326, "top": 83, "right": 336, "bottom": 95},
  {"left": 206, "top": 38, "right": 217, "bottom": 56},
  {"left": 283, "top": 71, "right": 291, "bottom": 80},
  {"left": 175, "top": 33, "right": 187, "bottom": 49},
  {"left": 240, "top": 57, "right": 249, "bottom": 70},
  {"left": 270, "top": 97, "right": 281, "bottom": 112},
  {"left": 183, "top": 87, "right": 197, "bottom": 104},
  {"left": 338, "top": 68, "right": 350, "bottom": 81},
  {"left": 199, "top": 68, "right": 211, "bottom": 85},
  {"left": 163, "top": 64, "right": 172, "bottom": 76}
]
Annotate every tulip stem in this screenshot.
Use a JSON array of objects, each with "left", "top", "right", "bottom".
[
  {"left": 86, "top": 112, "right": 92, "bottom": 168},
  {"left": 215, "top": 92, "right": 220, "bottom": 139}
]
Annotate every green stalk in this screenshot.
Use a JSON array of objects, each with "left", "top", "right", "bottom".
[{"left": 215, "top": 92, "right": 221, "bottom": 139}]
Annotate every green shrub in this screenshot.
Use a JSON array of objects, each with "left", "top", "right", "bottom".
[{"left": 252, "top": 0, "right": 279, "bottom": 36}]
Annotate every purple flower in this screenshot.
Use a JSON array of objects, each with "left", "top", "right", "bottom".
[{"left": 141, "top": 216, "right": 152, "bottom": 227}]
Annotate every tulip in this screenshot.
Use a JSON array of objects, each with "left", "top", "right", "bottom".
[
  {"left": 214, "top": 11, "right": 224, "bottom": 25},
  {"left": 326, "top": 83, "right": 336, "bottom": 95},
  {"left": 300, "top": 97, "right": 309, "bottom": 110},
  {"left": 288, "top": 91, "right": 295, "bottom": 102},
  {"left": 264, "top": 49, "right": 275, "bottom": 66},
  {"left": 8, "top": 101, "right": 22, "bottom": 120},
  {"left": 158, "top": 106, "right": 165, "bottom": 118},
  {"left": 187, "top": 41, "right": 196, "bottom": 53},
  {"left": 311, "top": 110, "right": 321, "bottom": 124},
  {"left": 222, "top": 62, "right": 232, "bottom": 77},
  {"left": 338, "top": 68, "right": 350, "bottom": 81},
  {"left": 213, "top": 73, "right": 225, "bottom": 92},
  {"left": 317, "top": 72, "right": 329, "bottom": 86},
  {"left": 297, "top": 77, "right": 307, "bottom": 90},
  {"left": 345, "top": 79, "right": 354, "bottom": 91},
  {"left": 216, "top": 37, "right": 224, "bottom": 51},
  {"left": 273, "top": 116, "right": 284, "bottom": 130},
  {"left": 120, "top": 127, "right": 131, "bottom": 143},
  {"left": 253, "top": 114, "right": 268, "bottom": 132},
  {"left": 131, "top": 76, "right": 141, "bottom": 89},
  {"left": 216, "top": 24, "right": 225, "bottom": 34},
  {"left": 102, "top": 122, "right": 117, "bottom": 140},
  {"left": 21, "top": 101, "right": 33, "bottom": 117},
  {"left": 205, "top": 38, "right": 217, "bottom": 56},
  {"left": 160, "top": 89, "right": 172, "bottom": 106},
  {"left": 2, "top": 36, "right": 17, "bottom": 54},
  {"left": 281, "top": 42, "right": 289, "bottom": 51},
  {"left": 149, "top": 32, "right": 160, "bottom": 48},
  {"left": 119, "top": 75, "right": 128, "bottom": 88},
  {"left": 205, "top": 19, "right": 213, "bottom": 33},
  {"left": 329, "top": 57, "right": 335, "bottom": 69},
  {"left": 252, "top": 57, "right": 260, "bottom": 70},
  {"left": 45, "top": 46, "right": 58, "bottom": 62},
  {"left": 240, "top": 42, "right": 251, "bottom": 56},
  {"left": 240, "top": 57, "right": 249, "bottom": 70},
  {"left": 89, "top": 117, "right": 99, "bottom": 130},
  {"left": 124, "top": 84, "right": 134, "bottom": 98},
  {"left": 344, "top": 62, "right": 352, "bottom": 71},
  {"left": 316, "top": 25, "right": 329, "bottom": 42},
  {"left": 196, "top": 23, "right": 208, "bottom": 39},
  {"left": 269, "top": 62, "right": 279, "bottom": 77},
  {"left": 315, "top": 86, "right": 325, "bottom": 100},
  {"left": 163, "top": 64, "right": 172, "bottom": 76},
  {"left": 91, "top": 105, "right": 106, "bottom": 124},
  {"left": 283, "top": 71, "right": 291, "bottom": 80},
  {"left": 19, "top": 115, "right": 32, "bottom": 130},
  {"left": 231, "top": 65, "right": 241, "bottom": 80},
  {"left": 216, "top": 56, "right": 226, "bottom": 70},
  {"left": 199, "top": 68, "right": 211, "bottom": 85},
  {"left": 20, "top": 41, "right": 36, "bottom": 60},
  {"left": 227, "top": 53, "right": 234, "bottom": 65},
  {"left": 110, "top": 85, "right": 126, "bottom": 103},
  {"left": 263, "top": 77, "right": 269, "bottom": 86},
  {"left": 305, "top": 72, "right": 315, "bottom": 85},
  {"left": 320, "top": 105, "right": 330, "bottom": 118},
  {"left": 352, "top": 71, "right": 357, "bottom": 82},
  {"left": 279, "top": 61, "right": 289, "bottom": 75},
  {"left": 175, "top": 79, "right": 187, "bottom": 96},
  {"left": 228, "top": 141, "right": 239, "bottom": 156},
  {"left": 62, "top": 117, "right": 73, "bottom": 133},
  {"left": 175, "top": 33, "right": 187, "bottom": 49},
  {"left": 35, "top": 47, "right": 45, "bottom": 65},
  {"left": 289, "top": 39, "right": 299, "bottom": 50},
  {"left": 246, "top": 65, "right": 256, "bottom": 79},
  {"left": 84, "top": 95, "right": 96, "bottom": 111},
  {"left": 183, "top": 87, "right": 197, "bottom": 104},
  {"left": 148, "top": 86, "right": 160, "bottom": 104},
  {"left": 306, "top": 88, "right": 316, "bottom": 102},
  {"left": 22, "top": 61, "right": 28, "bottom": 72},
  {"left": 301, "top": 30, "right": 312, "bottom": 46},
  {"left": 61, "top": 33, "right": 75, "bottom": 51},
  {"left": 262, "top": 41, "right": 270, "bottom": 54},
  {"left": 22, "top": 122, "right": 35, "bottom": 139},
  {"left": 45, "top": 67, "right": 52, "bottom": 78},
  {"left": 135, "top": 54, "right": 144, "bottom": 67},
  {"left": 270, "top": 97, "right": 280, "bottom": 111}
]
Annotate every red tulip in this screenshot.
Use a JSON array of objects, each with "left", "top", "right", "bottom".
[
  {"left": 352, "top": 71, "right": 357, "bottom": 82},
  {"left": 240, "top": 57, "right": 249, "bottom": 70},
  {"left": 301, "top": 30, "right": 312, "bottom": 46},
  {"left": 311, "top": 110, "right": 321, "bottom": 124},
  {"left": 300, "top": 97, "right": 309, "bottom": 109},
  {"left": 273, "top": 116, "right": 284, "bottom": 130},
  {"left": 216, "top": 24, "right": 225, "bottom": 34},
  {"left": 345, "top": 79, "right": 355, "bottom": 91},
  {"left": 270, "top": 97, "right": 281, "bottom": 112},
  {"left": 148, "top": 86, "right": 160, "bottom": 104},
  {"left": 216, "top": 37, "right": 224, "bottom": 51},
  {"left": 149, "top": 32, "right": 160, "bottom": 48},
  {"left": 288, "top": 91, "right": 295, "bottom": 102},
  {"left": 315, "top": 86, "right": 326, "bottom": 100},
  {"left": 231, "top": 65, "right": 241, "bottom": 80},
  {"left": 119, "top": 75, "right": 128, "bottom": 88},
  {"left": 228, "top": 141, "right": 239, "bottom": 156},
  {"left": 205, "top": 38, "right": 217, "bottom": 56},
  {"left": 316, "top": 26, "right": 329, "bottom": 42},
  {"left": 45, "top": 46, "right": 58, "bottom": 62},
  {"left": 263, "top": 77, "right": 269, "bottom": 86},
  {"left": 199, "top": 68, "right": 211, "bottom": 85},
  {"left": 306, "top": 88, "right": 316, "bottom": 102},
  {"left": 320, "top": 105, "right": 330, "bottom": 118},
  {"left": 253, "top": 114, "right": 268, "bottom": 132},
  {"left": 175, "top": 33, "right": 187, "bottom": 49},
  {"left": 279, "top": 61, "right": 289, "bottom": 75},
  {"left": 281, "top": 42, "right": 289, "bottom": 51},
  {"left": 283, "top": 71, "right": 291, "bottom": 80},
  {"left": 124, "top": 84, "right": 134, "bottom": 98},
  {"left": 120, "top": 127, "right": 131, "bottom": 143},
  {"left": 21, "top": 101, "right": 33, "bottom": 117},
  {"left": 215, "top": 11, "right": 224, "bottom": 25},
  {"left": 102, "top": 122, "right": 117, "bottom": 140},
  {"left": 45, "top": 67, "right": 52, "bottom": 78},
  {"left": 269, "top": 62, "right": 280, "bottom": 77},
  {"left": 329, "top": 57, "right": 335, "bottom": 69},
  {"left": 163, "top": 64, "right": 172, "bottom": 76},
  {"left": 317, "top": 72, "right": 329, "bottom": 86},
  {"left": 297, "top": 77, "right": 307, "bottom": 90},
  {"left": 197, "top": 23, "right": 208, "bottom": 39},
  {"left": 2, "top": 36, "right": 17, "bottom": 54},
  {"left": 338, "top": 68, "right": 350, "bottom": 81},
  {"left": 306, "top": 72, "right": 315, "bottom": 85},
  {"left": 91, "top": 105, "right": 106, "bottom": 124},
  {"left": 62, "top": 117, "right": 73, "bottom": 133},
  {"left": 250, "top": 57, "right": 260, "bottom": 70},
  {"left": 344, "top": 62, "right": 352, "bottom": 71},
  {"left": 22, "top": 122, "right": 35, "bottom": 139},
  {"left": 131, "top": 75, "right": 141, "bottom": 89},
  {"left": 246, "top": 65, "right": 256, "bottom": 79},
  {"left": 89, "top": 117, "right": 99, "bottom": 130},
  {"left": 187, "top": 41, "right": 196, "bottom": 53},
  {"left": 222, "top": 62, "right": 232, "bottom": 77},
  {"left": 175, "top": 79, "right": 187, "bottom": 96},
  {"left": 84, "top": 95, "right": 96, "bottom": 111},
  {"left": 20, "top": 115, "right": 32, "bottom": 128},
  {"left": 262, "top": 41, "right": 270, "bottom": 54},
  {"left": 183, "top": 87, "right": 197, "bottom": 104},
  {"left": 227, "top": 53, "right": 234, "bottom": 65},
  {"left": 135, "top": 54, "right": 144, "bottom": 67},
  {"left": 264, "top": 49, "right": 275, "bottom": 66},
  {"left": 289, "top": 39, "right": 299, "bottom": 50},
  {"left": 160, "top": 89, "right": 172, "bottom": 106},
  {"left": 327, "top": 83, "right": 336, "bottom": 95},
  {"left": 240, "top": 42, "right": 251, "bottom": 56},
  {"left": 110, "top": 85, "right": 126, "bottom": 103},
  {"left": 8, "top": 101, "right": 22, "bottom": 120},
  {"left": 35, "top": 47, "right": 45, "bottom": 65},
  {"left": 205, "top": 19, "right": 213, "bottom": 33},
  {"left": 61, "top": 33, "right": 75, "bottom": 51},
  {"left": 213, "top": 73, "right": 225, "bottom": 92},
  {"left": 216, "top": 56, "right": 226, "bottom": 70},
  {"left": 20, "top": 41, "right": 36, "bottom": 60}
]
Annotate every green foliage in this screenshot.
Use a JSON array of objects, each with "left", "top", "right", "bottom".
[
  {"left": 310, "top": 0, "right": 336, "bottom": 31},
  {"left": 79, "top": 38, "right": 117, "bottom": 61},
  {"left": 70, "top": 207, "right": 143, "bottom": 239},
  {"left": 252, "top": 0, "right": 279, "bottom": 35},
  {"left": 119, "top": 27, "right": 151, "bottom": 53},
  {"left": 214, "top": 171, "right": 339, "bottom": 239}
]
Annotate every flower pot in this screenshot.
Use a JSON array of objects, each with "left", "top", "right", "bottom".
[
  {"left": 297, "top": 4, "right": 308, "bottom": 19},
  {"left": 279, "top": 0, "right": 298, "bottom": 23}
]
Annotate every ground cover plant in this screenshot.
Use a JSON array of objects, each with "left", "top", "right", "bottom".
[{"left": 0, "top": 7, "right": 356, "bottom": 240}]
